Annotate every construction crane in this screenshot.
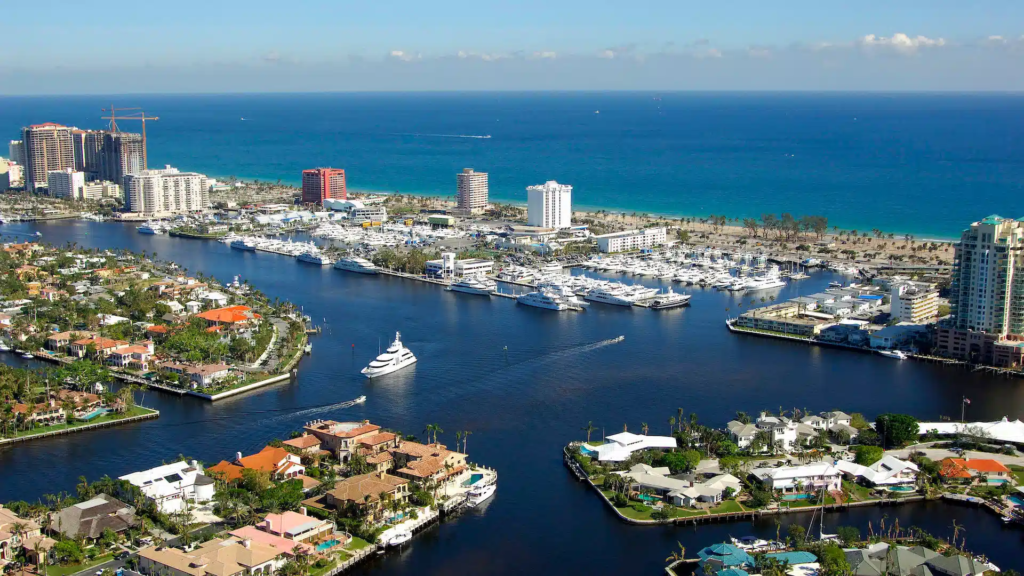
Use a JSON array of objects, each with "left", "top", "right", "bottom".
[
  {"left": 101, "top": 105, "right": 140, "bottom": 132},
  {"left": 101, "top": 110, "right": 159, "bottom": 169}
]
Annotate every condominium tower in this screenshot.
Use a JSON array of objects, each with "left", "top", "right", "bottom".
[
  {"left": 526, "top": 180, "right": 572, "bottom": 229},
  {"left": 47, "top": 168, "right": 86, "bottom": 200},
  {"left": 301, "top": 168, "right": 346, "bottom": 204},
  {"left": 123, "top": 166, "right": 208, "bottom": 215},
  {"left": 8, "top": 140, "right": 24, "bottom": 165},
  {"left": 949, "top": 215, "right": 1024, "bottom": 335},
  {"left": 22, "top": 123, "right": 75, "bottom": 190},
  {"left": 73, "top": 130, "right": 144, "bottom": 183},
  {"left": 456, "top": 168, "right": 489, "bottom": 212}
]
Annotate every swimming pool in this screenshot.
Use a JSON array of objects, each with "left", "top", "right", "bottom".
[
  {"left": 635, "top": 494, "right": 659, "bottom": 502},
  {"left": 462, "top": 473, "right": 484, "bottom": 487},
  {"left": 888, "top": 486, "right": 916, "bottom": 492},
  {"left": 79, "top": 408, "right": 110, "bottom": 421},
  {"left": 781, "top": 494, "right": 813, "bottom": 501},
  {"left": 580, "top": 445, "right": 596, "bottom": 456},
  {"left": 1009, "top": 495, "right": 1024, "bottom": 507},
  {"left": 315, "top": 539, "right": 340, "bottom": 552},
  {"left": 988, "top": 479, "right": 1009, "bottom": 484}
]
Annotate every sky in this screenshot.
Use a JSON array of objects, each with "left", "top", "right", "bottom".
[{"left": 3, "top": 0, "right": 1024, "bottom": 94}]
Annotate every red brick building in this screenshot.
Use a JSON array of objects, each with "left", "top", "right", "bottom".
[{"left": 301, "top": 168, "right": 346, "bottom": 204}]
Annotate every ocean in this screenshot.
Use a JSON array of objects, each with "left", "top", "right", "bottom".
[
  {"left": 2, "top": 221, "right": 1024, "bottom": 574},
  {"left": 3, "top": 92, "right": 1023, "bottom": 238}
]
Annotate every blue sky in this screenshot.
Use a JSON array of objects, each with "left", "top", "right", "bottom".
[{"left": 4, "top": 0, "right": 1024, "bottom": 93}]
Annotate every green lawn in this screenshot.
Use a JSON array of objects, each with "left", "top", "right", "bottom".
[
  {"left": 309, "top": 560, "right": 337, "bottom": 576},
  {"left": 347, "top": 537, "right": 371, "bottom": 551},
  {"left": 587, "top": 440, "right": 605, "bottom": 447},
  {"left": 843, "top": 480, "right": 874, "bottom": 502},
  {"left": 9, "top": 406, "right": 157, "bottom": 439},
  {"left": 1008, "top": 465, "right": 1024, "bottom": 485},
  {"left": 708, "top": 499, "right": 744, "bottom": 514},
  {"left": 46, "top": 553, "right": 113, "bottom": 576},
  {"left": 783, "top": 494, "right": 836, "bottom": 508}
]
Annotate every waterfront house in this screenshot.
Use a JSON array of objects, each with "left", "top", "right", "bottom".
[
  {"left": 696, "top": 543, "right": 755, "bottom": 576},
  {"left": 227, "top": 526, "right": 314, "bottom": 558},
  {"left": 228, "top": 510, "right": 340, "bottom": 559},
  {"left": 751, "top": 463, "right": 841, "bottom": 493},
  {"left": 835, "top": 455, "right": 919, "bottom": 487},
  {"left": 303, "top": 420, "right": 382, "bottom": 462},
  {"left": 868, "top": 324, "right": 930, "bottom": 350},
  {"left": 69, "top": 336, "right": 129, "bottom": 358},
  {"left": 46, "top": 330, "right": 96, "bottom": 351},
  {"left": 845, "top": 543, "right": 996, "bottom": 576},
  {"left": 201, "top": 292, "right": 231, "bottom": 308},
  {"left": 939, "top": 458, "right": 1011, "bottom": 483},
  {"left": 614, "top": 464, "right": 742, "bottom": 508},
  {"left": 13, "top": 400, "right": 66, "bottom": 425},
  {"left": 159, "top": 362, "right": 232, "bottom": 388},
  {"left": 754, "top": 413, "right": 799, "bottom": 451},
  {"left": 0, "top": 504, "right": 42, "bottom": 568},
  {"left": 586, "top": 431, "right": 678, "bottom": 462},
  {"left": 208, "top": 446, "right": 306, "bottom": 482},
  {"left": 196, "top": 305, "right": 261, "bottom": 328},
  {"left": 120, "top": 460, "right": 217, "bottom": 514},
  {"left": 50, "top": 494, "right": 136, "bottom": 540},
  {"left": 726, "top": 421, "right": 758, "bottom": 449},
  {"left": 138, "top": 537, "right": 284, "bottom": 576},
  {"left": 160, "top": 300, "right": 185, "bottom": 314},
  {"left": 108, "top": 343, "right": 154, "bottom": 371},
  {"left": 282, "top": 433, "right": 323, "bottom": 455},
  {"left": 915, "top": 417, "right": 1024, "bottom": 446},
  {"left": 305, "top": 472, "right": 410, "bottom": 523},
  {"left": 391, "top": 440, "right": 468, "bottom": 484}
]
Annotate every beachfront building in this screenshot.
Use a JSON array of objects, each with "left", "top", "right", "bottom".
[
  {"left": 614, "top": 464, "right": 742, "bottom": 508},
  {"left": 22, "top": 123, "right": 75, "bottom": 190},
  {"left": 456, "top": 168, "right": 488, "bottom": 213},
  {"left": 80, "top": 180, "right": 123, "bottom": 201},
  {"left": 208, "top": 446, "right": 306, "bottom": 482},
  {"left": 8, "top": 140, "right": 24, "bottom": 165},
  {"left": 47, "top": 168, "right": 85, "bottom": 199},
  {"left": 119, "top": 460, "right": 217, "bottom": 514},
  {"left": 585, "top": 431, "right": 678, "bottom": 462},
  {"left": 527, "top": 180, "right": 572, "bottom": 229},
  {"left": 302, "top": 167, "right": 346, "bottom": 204},
  {"left": 835, "top": 455, "right": 919, "bottom": 487},
  {"left": 123, "top": 166, "right": 209, "bottom": 215},
  {"left": 594, "top": 227, "right": 668, "bottom": 253},
  {"left": 891, "top": 282, "right": 940, "bottom": 324},
  {"left": 138, "top": 537, "right": 285, "bottom": 576},
  {"left": 751, "top": 463, "right": 841, "bottom": 494}
]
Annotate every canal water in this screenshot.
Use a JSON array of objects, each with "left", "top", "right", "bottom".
[{"left": 1, "top": 220, "right": 1022, "bottom": 575}]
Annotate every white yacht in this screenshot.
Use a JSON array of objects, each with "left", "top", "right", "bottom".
[
  {"left": 361, "top": 332, "right": 417, "bottom": 378},
  {"left": 745, "top": 277, "right": 786, "bottom": 291},
  {"left": 649, "top": 288, "right": 692, "bottom": 310},
  {"left": 334, "top": 257, "right": 379, "bottom": 275},
  {"left": 230, "top": 238, "right": 257, "bottom": 251},
  {"left": 136, "top": 221, "right": 165, "bottom": 235},
  {"left": 0, "top": 343, "right": 10, "bottom": 352},
  {"left": 878, "top": 350, "right": 908, "bottom": 360},
  {"left": 517, "top": 290, "right": 569, "bottom": 311},
  {"left": 386, "top": 531, "right": 412, "bottom": 547},
  {"left": 447, "top": 277, "right": 496, "bottom": 296},
  {"left": 297, "top": 252, "right": 334, "bottom": 266},
  {"left": 585, "top": 287, "right": 637, "bottom": 307},
  {"left": 467, "top": 483, "right": 496, "bottom": 507}
]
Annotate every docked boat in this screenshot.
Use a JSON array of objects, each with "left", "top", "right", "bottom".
[
  {"left": 136, "top": 221, "right": 165, "bottom": 235},
  {"left": 828, "top": 281, "right": 843, "bottom": 288},
  {"left": 878, "top": 350, "right": 908, "bottom": 360},
  {"left": 230, "top": 238, "right": 257, "bottom": 251},
  {"left": 21, "top": 353, "right": 34, "bottom": 359},
  {"left": 516, "top": 290, "right": 569, "bottom": 311},
  {"left": 649, "top": 288, "right": 692, "bottom": 310},
  {"left": 334, "top": 257, "right": 379, "bottom": 275},
  {"left": 361, "top": 332, "right": 417, "bottom": 378},
  {"left": 585, "top": 287, "right": 637, "bottom": 307},
  {"left": 467, "top": 483, "right": 496, "bottom": 507},
  {"left": 447, "top": 277, "right": 496, "bottom": 296},
  {"left": 0, "top": 343, "right": 10, "bottom": 352},
  {"left": 386, "top": 531, "right": 412, "bottom": 547},
  {"left": 297, "top": 252, "right": 334, "bottom": 266}
]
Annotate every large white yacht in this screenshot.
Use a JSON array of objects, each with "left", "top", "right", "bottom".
[
  {"left": 447, "top": 277, "right": 496, "bottom": 296},
  {"left": 361, "top": 332, "right": 417, "bottom": 378},
  {"left": 467, "top": 483, "right": 496, "bottom": 507},
  {"left": 230, "top": 238, "right": 257, "bottom": 251},
  {"left": 298, "top": 252, "right": 334, "bottom": 266},
  {"left": 334, "top": 257, "right": 379, "bottom": 275},
  {"left": 649, "top": 288, "right": 692, "bottom": 310},
  {"left": 585, "top": 287, "right": 637, "bottom": 307},
  {"left": 745, "top": 267, "right": 786, "bottom": 291},
  {"left": 136, "top": 221, "right": 166, "bottom": 235},
  {"left": 516, "top": 290, "right": 569, "bottom": 311}
]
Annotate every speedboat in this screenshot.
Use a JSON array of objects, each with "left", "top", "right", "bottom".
[
  {"left": 467, "top": 483, "right": 496, "bottom": 507},
  {"left": 297, "top": 252, "right": 334, "bottom": 266},
  {"left": 828, "top": 281, "right": 843, "bottom": 288},
  {"left": 386, "top": 531, "right": 412, "bottom": 547},
  {"left": 878, "top": 350, "right": 908, "bottom": 360},
  {"left": 21, "top": 353, "right": 34, "bottom": 359},
  {"left": 447, "top": 277, "right": 496, "bottom": 296},
  {"left": 516, "top": 290, "right": 569, "bottom": 311},
  {"left": 361, "top": 332, "right": 417, "bottom": 378},
  {"left": 0, "top": 343, "right": 10, "bottom": 352},
  {"left": 649, "top": 288, "right": 692, "bottom": 310},
  {"left": 334, "top": 257, "right": 379, "bottom": 275}
]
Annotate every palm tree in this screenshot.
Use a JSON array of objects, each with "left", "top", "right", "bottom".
[
  {"left": 582, "top": 421, "right": 597, "bottom": 443},
  {"left": 462, "top": 430, "right": 471, "bottom": 453},
  {"left": 677, "top": 408, "right": 683, "bottom": 434},
  {"left": 665, "top": 542, "right": 687, "bottom": 564},
  {"left": 668, "top": 417, "right": 676, "bottom": 435},
  {"left": 641, "top": 422, "right": 649, "bottom": 436}
]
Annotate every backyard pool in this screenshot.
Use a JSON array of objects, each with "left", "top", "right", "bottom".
[
  {"left": 635, "top": 494, "right": 659, "bottom": 502},
  {"left": 315, "top": 539, "right": 340, "bottom": 552},
  {"left": 580, "top": 445, "right": 597, "bottom": 456},
  {"left": 79, "top": 408, "right": 110, "bottom": 421},
  {"left": 887, "top": 486, "right": 916, "bottom": 492},
  {"left": 988, "top": 479, "right": 1009, "bottom": 484},
  {"left": 1009, "top": 495, "right": 1024, "bottom": 507},
  {"left": 462, "top": 473, "right": 484, "bottom": 487},
  {"left": 781, "top": 494, "right": 813, "bottom": 501}
]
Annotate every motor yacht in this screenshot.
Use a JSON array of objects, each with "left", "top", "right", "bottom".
[
  {"left": 540, "top": 284, "right": 588, "bottom": 308},
  {"left": 0, "top": 343, "right": 10, "bottom": 352},
  {"left": 297, "top": 252, "right": 334, "bottom": 266},
  {"left": 585, "top": 287, "right": 637, "bottom": 307},
  {"left": 230, "top": 238, "right": 257, "bottom": 251},
  {"left": 447, "top": 277, "right": 496, "bottom": 296},
  {"left": 467, "top": 483, "right": 496, "bottom": 507},
  {"left": 136, "top": 221, "right": 165, "bottom": 235},
  {"left": 517, "top": 290, "right": 569, "bottom": 311},
  {"left": 649, "top": 288, "right": 692, "bottom": 310},
  {"left": 361, "top": 332, "right": 417, "bottom": 378},
  {"left": 21, "top": 353, "right": 34, "bottom": 359},
  {"left": 334, "top": 257, "right": 379, "bottom": 274},
  {"left": 878, "top": 350, "right": 908, "bottom": 360},
  {"left": 386, "top": 531, "right": 412, "bottom": 547}
]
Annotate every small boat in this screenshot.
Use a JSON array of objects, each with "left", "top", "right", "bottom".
[
  {"left": 386, "top": 531, "right": 412, "bottom": 547},
  {"left": 828, "top": 281, "right": 843, "bottom": 288},
  {"left": 304, "top": 343, "right": 312, "bottom": 354},
  {"left": 467, "top": 483, "right": 496, "bottom": 507},
  {"left": 0, "top": 343, "right": 10, "bottom": 352},
  {"left": 611, "top": 335, "right": 625, "bottom": 343},
  {"left": 21, "top": 353, "right": 34, "bottom": 359},
  {"left": 354, "top": 395, "right": 366, "bottom": 404},
  {"left": 878, "top": 350, "right": 908, "bottom": 360},
  {"left": 1002, "top": 516, "right": 1014, "bottom": 523}
]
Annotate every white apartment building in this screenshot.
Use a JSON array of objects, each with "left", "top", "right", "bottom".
[
  {"left": 47, "top": 168, "right": 85, "bottom": 199},
  {"left": 456, "top": 168, "right": 489, "bottom": 212},
  {"left": 351, "top": 205, "right": 387, "bottom": 223},
  {"left": 81, "top": 181, "right": 122, "bottom": 201},
  {"left": 527, "top": 180, "right": 572, "bottom": 229},
  {"left": 891, "top": 282, "right": 940, "bottom": 324},
  {"left": 123, "top": 165, "right": 209, "bottom": 216},
  {"left": 950, "top": 215, "right": 1024, "bottom": 335},
  {"left": 594, "top": 227, "right": 667, "bottom": 253}
]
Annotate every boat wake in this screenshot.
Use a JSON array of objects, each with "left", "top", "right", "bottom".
[
  {"left": 392, "top": 133, "right": 491, "bottom": 139},
  {"left": 259, "top": 397, "right": 365, "bottom": 423},
  {"left": 503, "top": 335, "right": 625, "bottom": 372}
]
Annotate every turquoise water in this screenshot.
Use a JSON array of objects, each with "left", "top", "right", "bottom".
[
  {"left": 635, "top": 494, "right": 659, "bottom": 502},
  {"left": 1010, "top": 496, "right": 1024, "bottom": 507},
  {"left": 79, "top": 408, "right": 109, "bottom": 421},
  {"left": 781, "top": 494, "right": 813, "bottom": 501},
  {"left": 462, "top": 473, "right": 484, "bottom": 487},
  {"left": 580, "top": 445, "right": 596, "bottom": 456},
  {"left": 315, "top": 540, "right": 340, "bottom": 552},
  {"left": 887, "top": 486, "right": 916, "bottom": 492},
  {"left": 989, "top": 479, "right": 1009, "bottom": 484},
  {"left": 3, "top": 93, "right": 1024, "bottom": 238}
]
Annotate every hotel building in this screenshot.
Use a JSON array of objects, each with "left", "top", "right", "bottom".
[
  {"left": 301, "top": 168, "right": 346, "bottom": 204},
  {"left": 456, "top": 168, "right": 489, "bottom": 212},
  {"left": 22, "top": 123, "right": 75, "bottom": 190},
  {"left": 526, "top": 180, "right": 572, "bottom": 229},
  {"left": 123, "top": 165, "right": 208, "bottom": 215},
  {"left": 595, "top": 227, "right": 668, "bottom": 253}
]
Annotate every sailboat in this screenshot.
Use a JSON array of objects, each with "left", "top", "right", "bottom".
[{"left": 805, "top": 481, "right": 838, "bottom": 542}]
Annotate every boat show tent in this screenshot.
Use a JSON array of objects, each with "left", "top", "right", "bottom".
[{"left": 916, "top": 417, "right": 1024, "bottom": 444}]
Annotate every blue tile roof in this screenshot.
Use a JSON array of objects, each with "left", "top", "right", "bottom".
[
  {"left": 764, "top": 551, "right": 819, "bottom": 565},
  {"left": 698, "top": 544, "right": 756, "bottom": 567}
]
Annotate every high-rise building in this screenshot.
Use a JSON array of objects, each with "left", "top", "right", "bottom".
[
  {"left": 526, "top": 180, "right": 572, "bottom": 229},
  {"left": 102, "top": 132, "right": 144, "bottom": 184},
  {"left": 123, "top": 165, "right": 208, "bottom": 215},
  {"left": 301, "top": 168, "right": 346, "bottom": 204},
  {"left": 47, "top": 168, "right": 86, "bottom": 199},
  {"left": 456, "top": 168, "right": 489, "bottom": 213},
  {"left": 22, "top": 123, "right": 76, "bottom": 190},
  {"left": 890, "top": 283, "right": 940, "bottom": 324},
  {"left": 81, "top": 181, "right": 123, "bottom": 202},
  {"left": 8, "top": 140, "right": 25, "bottom": 165}
]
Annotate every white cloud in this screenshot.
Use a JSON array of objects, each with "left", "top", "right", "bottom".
[
  {"left": 457, "top": 51, "right": 507, "bottom": 61},
  {"left": 693, "top": 48, "right": 723, "bottom": 59},
  {"left": 389, "top": 50, "right": 420, "bottom": 62},
  {"left": 859, "top": 33, "right": 946, "bottom": 54},
  {"left": 530, "top": 51, "right": 557, "bottom": 60},
  {"left": 747, "top": 47, "right": 772, "bottom": 59},
  {"left": 598, "top": 49, "right": 616, "bottom": 59}
]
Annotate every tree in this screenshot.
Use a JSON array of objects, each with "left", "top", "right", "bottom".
[
  {"left": 836, "top": 525, "right": 861, "bottom": 547},
  {"left": 818, "top": 544, "right": 851, "bottom": 576},
  {"left": 661, "top": 450, "right": 702, "bottom": 474},
  {"left": 787, "top": 524, "right": 806, "bottom": 547},
  {"left": 854, "top": 446, "right": 884, "bottom": 466},
  {"left": 875, "top": 413, "right": 919, "bottom": 448},
  {"left": 849, "top": 413, "right": 870, "bottom": 430}
]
